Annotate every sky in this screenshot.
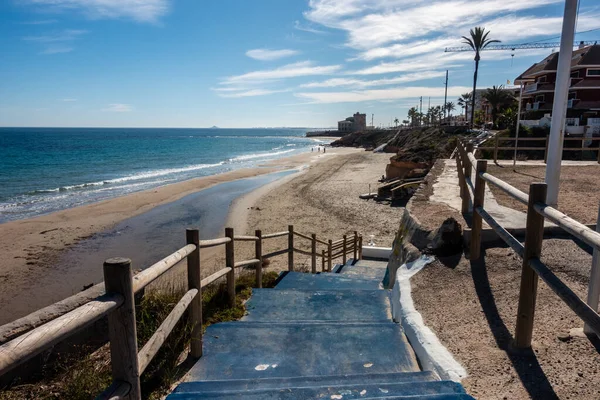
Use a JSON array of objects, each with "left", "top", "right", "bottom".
[{"left": 1, "top": 0, "right": 599, "bottom": 128}]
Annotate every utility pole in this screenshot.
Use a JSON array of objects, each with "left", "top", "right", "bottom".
[
  {"left": 371, "top": 113, "right": 374, "bottom": 128},
  {"left": 444, "top": 70, "right": 449, "bottom": 120},
  {"left": 419, "top": 97, "right": 423, "bottom": 126},
  {"left": 545, "top": 0, "right": 578, "bottom": 207}
]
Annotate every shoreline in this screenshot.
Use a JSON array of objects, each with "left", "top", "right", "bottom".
[{"left": 0, "top": 146, "right": 357, "bottom": 324}]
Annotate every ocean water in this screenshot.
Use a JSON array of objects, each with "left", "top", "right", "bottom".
[{"left": 0, "top": 127, "right": 323, "bottom": 223}]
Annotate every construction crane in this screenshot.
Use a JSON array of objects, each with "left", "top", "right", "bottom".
[{"left": 444, "top": 40, "right": 598, "bottom": 52}]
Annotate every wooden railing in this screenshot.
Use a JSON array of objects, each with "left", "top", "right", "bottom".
[
  {"left": 476, "top": 136, "right": 600, "bottom": 164},
  {"left": 456, "top": 140, "right": 600, "bottom": 348},
  {"left": 0, "top": 225, "right": 362, "bottom": 399}
]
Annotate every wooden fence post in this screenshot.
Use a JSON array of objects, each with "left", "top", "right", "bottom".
[
  {"left": 103, "top": 258, "right": 141, "bottom": 400},
  {"left": 493, "top": 135, "right": 499, "bottom": 163},
  {"left": 225, "top": 227, "right": 235, "bottom": 308},
  {"left": 255, "top": 229, "right": 263, "bottom": 289},
  {"left": 186, "top": 229, "right": 202, "bottom": 358},
  {"left": 514, "top": 183, "right": 547, "bottom": 349},
  {"left": 321, "top": 250, "right": 325, "bottom": 272},
  {"left": 311, "top": 233, "right": 317, "bottom": 274},
  {"left": 584, "top": 203, "right": 600, "bottom": 335},
  {"left": 328, "top": 239, "right": 333, "bottom": 272},
  {"left": 457, "top": 150, "right": 469, "bottom": 215},
  {"left": 288, "top": 225, "right": 294, "bottom": 272},
  {"left": 342, "top": 235, "right": 347, "bottom": 265},
  {"left": 353, "top": 231, "right": 358, "bottom": 260},
  {"left": 544, "top": 136, "right": 549, "bottom": 164},
  {"left": 470, "top": 160, "right": 488, "bottom": 260},
  {"left": 597, "top": 144, "right": 600, "bottom": 164},
  {"left": 358, "top": 236, "right": 363, "bottom": 260}
]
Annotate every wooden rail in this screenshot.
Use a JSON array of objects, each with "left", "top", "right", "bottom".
[
  {"left": 456, "top": 139, "right": 600, "bottom": 348},
  {"left": 0, "top": 224, "right": 363, "bottom": 399},
  {"left": 476, "top": 135, "right": 600, "bottom": 164}
]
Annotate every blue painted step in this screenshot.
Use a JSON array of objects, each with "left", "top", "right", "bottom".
[
  {"left": 185, "top": 321, "right": 419, "bottom": 381},
  {"left": 340, "top": 260, "right": 388, "bottom": 280},
  {"left": 275, "top": 271, "right": 382, "bottom": 290},
  {"left": 174, "top": 371, "right": 439, "bottom": 393},
  {"left": 168, "top": 380, "right": 467, "bottom": 399},
  {"left": 243, "top": 289, "right": 392, "bottom": 322}
]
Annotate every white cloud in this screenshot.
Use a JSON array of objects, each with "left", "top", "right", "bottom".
[
  {"left": 22, "top": 0, "right": 169, "bottom": 23},
  {"left": 23, "top": 29, "right": 88, "bottom": 54},
  {"left": 294, "top": 20, "right": 327, "bottom": 34},
  {"left": 103, "top": 103, "right": 132, "bottom": 112},
  {"left": 216, "top": 89, "right": 290, "bottom": 98},
  {"left": 221, "top": 61, "right": 342, "bottom": 85},
  {"left": 295, "top": 85, "right": 473, "bottom": 104},
  {"left": 300, "top": 71, "right": 446, "bottom": 88},
  {"left": 23, "top": 29, "right": 88, "bottom": 43},
  {"left": 246, "top": 48, "right": 299, "bottom": 61}
]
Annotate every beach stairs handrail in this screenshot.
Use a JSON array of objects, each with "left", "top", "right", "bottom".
[
  {"left": 0, "top": 225, "right": 363, "bottom": 400},
  {"left": 455, "top": 139, "right": 600, "bottom": 348}
]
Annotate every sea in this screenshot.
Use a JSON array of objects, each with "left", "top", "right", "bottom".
[{"left": 0, "top": 127, "right": 325, "bottom": 223}]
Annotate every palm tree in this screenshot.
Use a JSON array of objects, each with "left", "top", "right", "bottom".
[
  {"left": 462, "top": 27, "right": 500, "bottom": 127},
  {"left": 445, "top": 102, "right": 456, "bottom": 119},
  {"left": 482, "top": 85, "right": 513, "bottom": 128},
  {"left": 457, "top": 93, "right": 471, "bottom": 123},
  {"left": 394, "top": 118, "right": 399, "bottom": 128}
]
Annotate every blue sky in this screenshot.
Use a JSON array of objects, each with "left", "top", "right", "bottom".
[{"left": 1, "top": 0, "right": 599, "bottom": 128}]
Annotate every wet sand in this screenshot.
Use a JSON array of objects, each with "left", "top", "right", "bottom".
[{"left": 0, "top": 148, "right": 356, "bottom": 324}]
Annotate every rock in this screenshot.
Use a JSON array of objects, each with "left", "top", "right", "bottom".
[
  {"left": 557, "top": 333, "right": 572, "bottom": 342},
  {"left": 427, "top": 218, "right": 463, "bottom": 257},
  {"left": 406, "top": 168, "right": 428, "bottom": 178}
]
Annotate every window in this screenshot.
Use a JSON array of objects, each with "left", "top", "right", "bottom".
[
  {"left": 587, "top": 69, "right": 600, "bottom": 76},
  {"left": 568, "top": 92, "right": 577, "bottom": 100},
  {"left": 570, "top": 70, "right": 580, "bottom": 78},
  {"left": 538, "top": 75, "right": 547, "bottom": 83},
  {"left": 535, "top": 95, "right": 545, "bottom": 103}
]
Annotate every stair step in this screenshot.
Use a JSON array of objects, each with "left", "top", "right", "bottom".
[
  {"left": 185, "top": 322, "right": 419, "bottom": 381},
  {"left": 174, "top": 371, "right": 439, "bottom": 393},
  {"left": 168, "top": 381, "right": 467, "bottom": 399},
  {"left": 276, "top": 271, "right": 382, "bottom": 290},
  {"left": 243, "top": 289, "right": 391, "bottom": 322},
  {"left": 340, "top": 265, "right": 387, "bottom": 280}
]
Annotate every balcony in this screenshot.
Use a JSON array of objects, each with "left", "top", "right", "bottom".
[
  {"left": 524, "top": 83, "right": 538, "bottom": 94},
  {"left": 525, "top": 102, "right": 542, "bottom": 111},
  {"left": 568, "top": 99, "right": 575, "bottom": 108}
]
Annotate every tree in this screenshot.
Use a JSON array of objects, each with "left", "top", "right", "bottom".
[
  {"left": 482, "top": 85, "right": 513, "bottom": 128},
  {"left": 394, "top": 118, "right": 399, "bottom": 128},
  {"left": 407, "top": 107, "right": 420, "bottom": 127},
  {"left": 445, "top": 102, "right": 456, "bottom": 119},
  {"left": 457, "top": 93, "right": 471, "bottom": 123},
  {"left": 462, "top": 27, "right": 500, "bottom": 127}
]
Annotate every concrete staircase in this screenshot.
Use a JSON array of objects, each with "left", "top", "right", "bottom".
[{"left": 166, "top": 259, "right": 474, "bottom": 399}]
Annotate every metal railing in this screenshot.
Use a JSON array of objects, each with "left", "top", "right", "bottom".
[
  {"left": 0, "top": 225, "right": 362, "bottom": 399},
  {"left": 456, "top": 140, "right": 600, "bottom": 349}
]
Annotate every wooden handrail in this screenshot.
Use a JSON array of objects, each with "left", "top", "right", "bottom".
[
  {"left": 262, "top": 231, "right": 288, "bottom": 239},
  {"left": 234, "top": 259, "right": 260, "bottom": 268},
  {"left": 480, "top": 172, "right": 528, "bottom": 205},
  {"left": 133, "top": 244, "right": 196, "bottom": 293},
  {"left": 534, "top": 202, "right": 600, "bottom": 250},
  {"left": 0, "top": 292, "right": 123, "bottom": 376},
  {"left": 138, "top": 288, "right": 198, "bottom": 374},
  {"left": 233, "top": 235, "right": 258, "bottom": 241},
  {"left": 199, "top": 237, "right": 231, "bottom": 248},
  {"left": 293, "top": 231, "right": 312, "bottom": 241},
  {"left": 201, "top": 267, "right": 231, "bottom": 287},
  {"left": 476, "top": 206, "right": 524, "bottom": 258}
]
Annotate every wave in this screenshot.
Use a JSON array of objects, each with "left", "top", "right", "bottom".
[
  {"left": 26, "top": 162, "right": 225, "bottom": 196},
  {"left": 228, "top": 149, "right": 295, "bottom": 162}
]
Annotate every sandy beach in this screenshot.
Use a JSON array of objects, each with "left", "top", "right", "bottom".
[{"left": 0, "top": 145, "right": 385, "bottom": 324}]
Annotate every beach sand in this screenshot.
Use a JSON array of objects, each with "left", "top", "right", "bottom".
[{"left": 1, "top": 146, "right": 387, "bottom": 324}]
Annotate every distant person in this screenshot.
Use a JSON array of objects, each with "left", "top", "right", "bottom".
[
  {"left": 311, "top": 147, "right": 314, "bottom": 152},
  {"left": 318, "top": 147, "right": 320, "bottom": 152},
  {"left": 323, "top": 147, "right": 326, "bottom": 153}
]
